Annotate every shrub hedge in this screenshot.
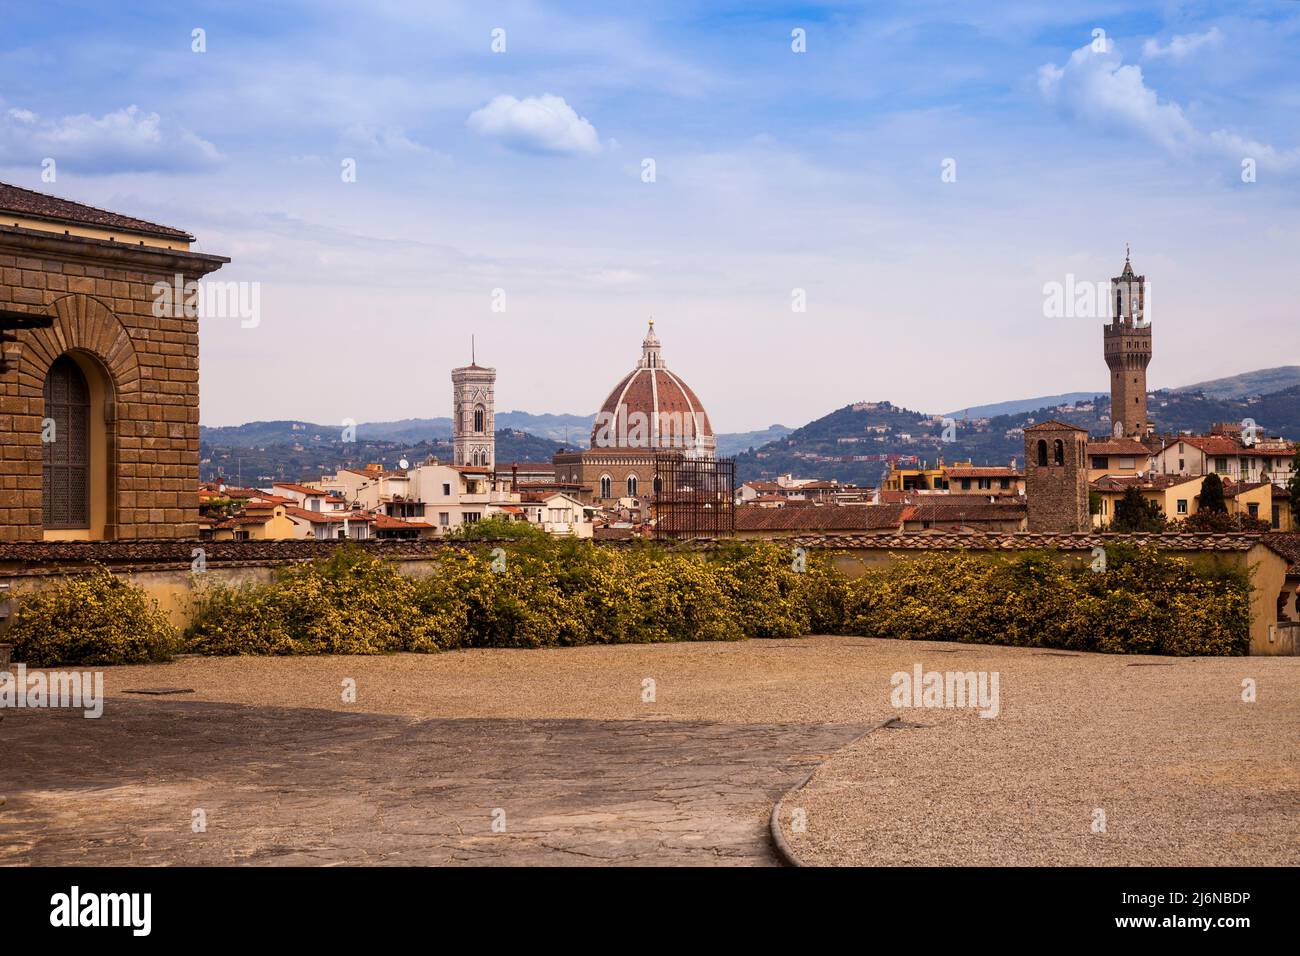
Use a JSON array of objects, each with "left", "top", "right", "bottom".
[
  {"left": 4, "top": 540, "right": 1252, "bottom": 666},
  {"left": 5, "top": 564, "right": 180, "bottom": 667},
  {"left": 839, "top": 544, "right": 1250, "bottom": 656}
]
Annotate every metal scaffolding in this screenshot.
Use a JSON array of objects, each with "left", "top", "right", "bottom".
[{"left": 654, "top": 457, "right": 735, "bottom": 539}]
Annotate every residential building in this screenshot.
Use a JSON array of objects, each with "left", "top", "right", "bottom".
[
  {"left": 1091, "top": 473, "right": 1285, "bottom": 529},
  {"left": 1150, "top": 432, "right": 1296, "bottom": 484},
  {"left": 1086, "top": 437, "right": 1153, "bottom": 481},
  {"left": 880, "top": 459, "right": 1023, "bottom": 496}
]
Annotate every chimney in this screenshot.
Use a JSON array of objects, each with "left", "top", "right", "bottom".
[{"left": 511, "top": 463, "right": 518, "bottom": 491}]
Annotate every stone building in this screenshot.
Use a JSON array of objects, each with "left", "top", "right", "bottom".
[
  {"left": 451, "top": 353, "right": 495, "bottom": 469},
  {"left": 0, "top": 183, "right": 228, "bottom": 541},
  {"left": 1104, "top": 249, "right": 1152, "bottom": 438},
  {"left": 1024, "top": 420, "right": 1090, "bottom": 532},
  {"left": 553, "top": 321, "right": 716, "bottom": 505}
]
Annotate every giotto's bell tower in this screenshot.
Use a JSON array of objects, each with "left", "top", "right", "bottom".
[{"left": 451, "top": 346, "right": 495, "bottom": 469}]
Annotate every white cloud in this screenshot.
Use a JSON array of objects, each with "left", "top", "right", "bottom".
[
  {"left": 0, "top": 104, "right": 219, "bottom": 173},
  {"left": 1037, "top": 40, "right": 1196, "bottom": 152},
  {"left": 340, "top": 123, "right": 432, "bottom": 157},
  {"left": 1038, "top": 40, "right": 1299, "bottom": 171},
  {"left": 1142, "top": 28, "right": 1223, "bottom": 61},
  {"left": 466, "top": 94, "right": 601, "bottom": 155}
]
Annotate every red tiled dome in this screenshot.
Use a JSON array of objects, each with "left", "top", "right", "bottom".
[{"left": 590, "top": 322, "right": 715, "bottom": 455}]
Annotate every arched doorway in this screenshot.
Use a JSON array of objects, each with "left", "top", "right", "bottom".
[{"left": 43, "top": 355, "right": 91, "bottom": 530}]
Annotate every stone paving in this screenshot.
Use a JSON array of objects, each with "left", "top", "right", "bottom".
[
  {"left": 2, "top": 637, "right": 1295, "bottom": 866},
  {"left": 0, "top": 699, "right": 863, "bottom": 865}
]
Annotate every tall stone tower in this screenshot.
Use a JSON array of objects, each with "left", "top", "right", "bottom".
[
  {"left": 1024, "top": 420, "right": 1090, "bottom": 532},
  {"left": 1103, "top": 248, "right": 1152, "bottom": 438},
  {"left": 451, "top": 347, "right": 495, "bottom": 469}
]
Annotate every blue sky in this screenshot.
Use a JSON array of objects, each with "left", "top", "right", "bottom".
[{"left": 2, "top": 0, "right": 1297, "bottom": 430}]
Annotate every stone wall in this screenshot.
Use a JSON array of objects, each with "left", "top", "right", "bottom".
[
  {"left": 0, "top": 533, "right": 1293, "bottom": 655},
  {"left": 1024, "top": 424, "right": 1091, "bottom": 532},
  {"left": 0, "top": 226, "right": 227, "bottom": 541}
]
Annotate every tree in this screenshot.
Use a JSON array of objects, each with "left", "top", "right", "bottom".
[
  {"left": 1112, "top": 486, "right": 1166, "bottom": 532},
  {"left": 1179, "top": 510, "right": 1269, "bottom": 533},
  {"left": 1199, "top": 473, "right": 1228, "bottom": 514},
  {"left": 446, "top": 514, "right": 548, "bottom": 541}
]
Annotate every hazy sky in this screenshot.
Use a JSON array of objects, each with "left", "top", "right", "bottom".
[{"left": 2, "top": 1, "right": 1297, "bottom": 431}]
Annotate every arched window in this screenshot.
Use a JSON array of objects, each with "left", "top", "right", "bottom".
[
  {"left": 1036, "top": 439, "right": 1048, "bottom": 467},
  {"left": 653, "top": 475, "right": 662, "bottom": 495},
  {"left": 43, "top": 355, "right": 90, "bottom": 529},
  {"left": 1116, "top": 289, "right": 1122, "bottom": 318},
  {"left": 626, "top": 475, "right": 638, "bottom": 497},
  {"left": 599, "top": 475, "right": 611, "bottom": 499},
  {"left": 473, "top": 405, "right": 485, "bottom": 432},
  {"left": 1053, "top": 439, "right": 1065, "bottom": 466}
]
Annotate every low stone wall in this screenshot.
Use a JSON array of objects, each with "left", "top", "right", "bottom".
[
  {"left": 0, "top": 533, "right": 1294, "bottom": 654},
  {"left": 0, "top": 539, "right": 453, "bottom": 630}
]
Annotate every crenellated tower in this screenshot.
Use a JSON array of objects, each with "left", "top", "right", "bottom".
[{"left": 1103, "top": 247, "right": 1152, "bottom": 438}]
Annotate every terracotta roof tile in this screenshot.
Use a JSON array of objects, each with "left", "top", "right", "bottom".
[
  {"left": 0, "top": 181, "right": 192, "bottom": 241},
  {"left": 734, "top": 504, "right": 908, "bottom": 532}
]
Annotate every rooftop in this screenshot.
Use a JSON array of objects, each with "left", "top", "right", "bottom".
[{"left": 0, "top": 181, "right": 192, "bottom": 242}]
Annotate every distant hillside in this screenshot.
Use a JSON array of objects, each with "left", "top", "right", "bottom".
[
  {"left": 947, "top": 392, "right": 1100, "bottom": 420},
  {"left": 200, "top": 364, "right": 1300, "bottom": 487},
  {"left": 200, "top": 428, "right": 574, "bottom": 485},
  {"left": 715, "top": 424, "right": 794, "bottom": 457},
  {"left": 1171, "top": 366, "right": 1300, "bottom": 400},
  {"left": 200, "top": 410, "right": 594, "bottom": 447},
  {"left": 201, "top": 414, "right": 786, "bottom": 458},
  {"left": 943, "top": 367, "right": 1300, "bottom": 420},
  {"left": 735, "top": 385, "right": 1300, "bottom": 486}
]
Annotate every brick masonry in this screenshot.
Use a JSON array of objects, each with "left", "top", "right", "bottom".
[
  {"left": 553, "top": 449, "right": 668, "bottom": 504},
  {"left": 0, "top": 226, "right": 227, "bottom": 541},
  {"left": 1024, "top": 421, "right": 1092, "bottom": 533}
]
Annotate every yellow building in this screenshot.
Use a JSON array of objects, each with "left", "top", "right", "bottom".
[
  {"left": 881, "top": 459, "right": 1023, "bottom": 495},
  {"left": 1268, "top": 486, "right": 1296, "bottom": 532},
  {"left": 1086, "top": 438, "right": 1152, "bottom": 482},
  {"left": 1092, "top": 474, "right": 1288, "bottom": 529},
  {"left": 207, "top": 503, "right": 299, "bottom": 541}
]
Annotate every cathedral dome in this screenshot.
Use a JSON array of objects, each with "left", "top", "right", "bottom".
[{"left": 590, "top": 321, "right": 715, "bottom": 455}]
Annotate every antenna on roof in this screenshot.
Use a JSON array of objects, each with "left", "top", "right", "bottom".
[{"left": 471, "top": 334, "right": 476, "bottom": 365}]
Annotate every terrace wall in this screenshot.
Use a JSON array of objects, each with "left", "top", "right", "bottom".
[{"left": 0, "top": 534, "right": 1294, "bottom": 655}]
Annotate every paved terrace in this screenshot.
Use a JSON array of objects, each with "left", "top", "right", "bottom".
[{"left": 2, "top": 638, "right": 1296, "bottom": 866}]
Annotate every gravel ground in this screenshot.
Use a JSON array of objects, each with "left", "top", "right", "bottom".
[
  {"left": 3, "top": 637, "right": 1296, "bottom": 866},
  {"left": 776, "top": 643, "right": 1300, "bottom": 866}
]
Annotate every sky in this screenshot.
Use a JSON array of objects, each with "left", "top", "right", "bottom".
[{"left": 1, "top": 0, "right": 1298, "bottom": 431}]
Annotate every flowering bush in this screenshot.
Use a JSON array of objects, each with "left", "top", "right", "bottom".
[
  {"left": 6, "top": 564, "right": 180, "bottom": 666},
  {"left": 172, "top": 541, "right": 1251, "bottom": 659},
  {"left": 187, "top": 547, "right": 459, "bottom": 655},
  {"left": 837, "top": 545, "right": 1250, "bottom": 656}
]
